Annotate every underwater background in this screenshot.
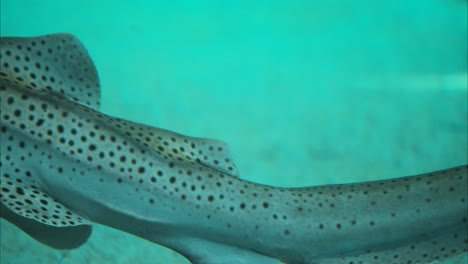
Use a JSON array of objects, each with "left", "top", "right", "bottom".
[{"left": 1, "top": 0, "right": 467, "bottom": 263}]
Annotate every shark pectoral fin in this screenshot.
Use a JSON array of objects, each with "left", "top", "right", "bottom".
[
  {"left": 0, "top": 171, "right": 91, "bottom": 228},
  {"left": 1, "top": 34, "right": 100, "bottom": 110},
  {"left": 0, "top": 172, "right": 92, "bottom": 249},
  {"left": 1, "top": 202, "right": 92, "bottom": 249}
]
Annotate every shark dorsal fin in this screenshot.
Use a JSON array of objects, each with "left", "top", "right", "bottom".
[
  {"left": 102, "top": 117, "right": 240, "bottom": 177},
  {"left": 0, "top": 33, "right": 100, "bottom": 110}
]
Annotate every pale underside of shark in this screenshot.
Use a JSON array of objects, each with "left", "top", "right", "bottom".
[{"left": 0, "top": 34, "right": 467, "bottom": 264}]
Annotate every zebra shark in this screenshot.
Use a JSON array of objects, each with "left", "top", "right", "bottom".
[{"left": 0, "top": 33, "right": 467, "bottom": 264}]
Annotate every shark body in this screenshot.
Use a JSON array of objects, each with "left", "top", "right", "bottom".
[{"left": 0, "top": 34, "right": 467, "bottom": 264}]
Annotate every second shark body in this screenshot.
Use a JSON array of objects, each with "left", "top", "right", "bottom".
[{"left": 1, "top": 34, "right": 467, "bottom": 264}]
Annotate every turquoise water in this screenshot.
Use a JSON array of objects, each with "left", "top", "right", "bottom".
[{"left": 1, "top": 1, "right": 467, "bottom": 263}]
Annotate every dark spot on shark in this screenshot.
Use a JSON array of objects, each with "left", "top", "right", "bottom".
[{"left": 15, "top": 187, "right": 24, "bottom": 195}]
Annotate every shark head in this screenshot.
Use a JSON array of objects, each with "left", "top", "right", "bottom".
[{"left": 1, "top": 34, "right": 467, "bottom": 264}]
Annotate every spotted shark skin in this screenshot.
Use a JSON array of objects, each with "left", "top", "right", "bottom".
[{"left": 0, "top": 34, "right": 467, "bottom": 264}]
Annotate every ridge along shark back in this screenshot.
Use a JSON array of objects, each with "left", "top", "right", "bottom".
[{"left": 1, "top": 34, "right": 467, "bottom": 264}]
